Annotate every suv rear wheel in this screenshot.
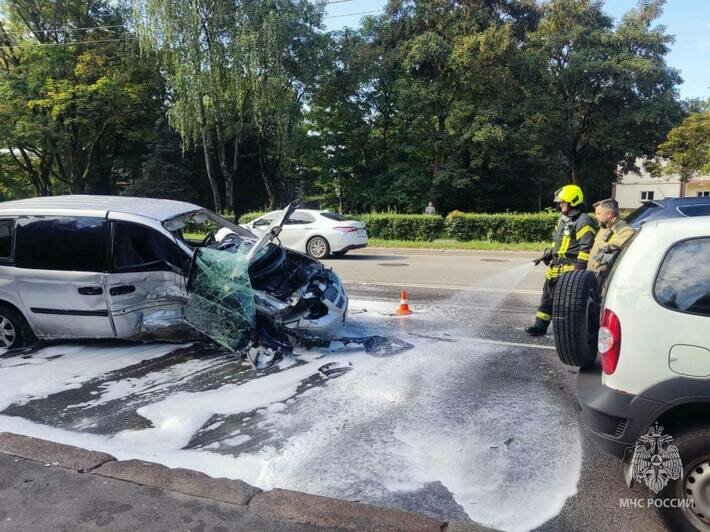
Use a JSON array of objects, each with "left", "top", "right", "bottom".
[
  {"left": 657, "top": 425, "right": 710, "bottom": 531},
  {"left": 552, "top": 270, "right": 600, "bottom": 368},
  {"left": 0, "top": 304, "right": 36, "bottom": 349}
]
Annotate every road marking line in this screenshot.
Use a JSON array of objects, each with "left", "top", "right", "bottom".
[
  {"left": 343, "top": 280, "right": 541, "bottom": 295},
  {"left": 462, "top": 336, "right": 557, "bottom": 351}
]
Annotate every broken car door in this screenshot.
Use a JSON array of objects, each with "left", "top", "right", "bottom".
[{"left": 107, "top": 220, "right": 190, "bottom": 338}]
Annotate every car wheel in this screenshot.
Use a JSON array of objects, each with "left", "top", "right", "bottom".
[
  {"left": 307, "top": 236, "right": 330, "bottom": 259},
  {"left": 656, "top": 425, "right": 710, "bottom": 532},
  {"left": 0, "top": 304, "right": 36, "bottom": 349},
  {"left": 552, "top": 269, "right": 600, "bottom": 368}
]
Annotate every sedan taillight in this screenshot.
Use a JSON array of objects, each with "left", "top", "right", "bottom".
[
  {"left": 599, "top": 308, "right": 621, "bottom": 375},
  {"left": 334, "top": 226, "right": 358, "bottom": 232}
]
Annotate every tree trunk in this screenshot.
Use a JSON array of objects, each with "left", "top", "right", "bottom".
[
  {"left": 433, "top": 114, "right": 446, "bottom": 176},
  {"left": 338, "top": 175, "right": 345, "bottom": 213},
  {"left": 213, "top": 125, "right": 233, "bottom": 213},
  {"left": 9, "top": 147, "right": 45, "bottom": 196},
  {"left": 198, "top": 100, "right": 222, "bottom": 211},
  {"left": 258, "top": 141, "right": 278, "bottom": 209},
  {"left": 228, "top": 140, "right": 240, "bottom": 213},
  {"left": 570, "top": 143, "right": 580, "bottom": 185}
]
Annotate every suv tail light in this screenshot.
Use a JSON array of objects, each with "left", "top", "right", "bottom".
[
  {"left": 598, "top": 308, "right": 621, "bottom": 375},
  {"left": 334, "top": 226, "right": 358, "bottom": 232}
]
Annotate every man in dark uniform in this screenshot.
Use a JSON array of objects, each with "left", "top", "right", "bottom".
[{"left": 526, "top": 184, "right": 597, "bottom": 336}]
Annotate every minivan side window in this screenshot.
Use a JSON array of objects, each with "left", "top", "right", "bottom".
[
  {"left": 113, "top": 222, "right": 187, "bottom": 273},
  {"left": 654, "top": 237, "right": 710, "bottom": 317},
  {"left": 0, "top": 219, "right": 15, "bottom": 260},
  {"left": 15, "top": 217, "right": 107, "bottom": 272}
]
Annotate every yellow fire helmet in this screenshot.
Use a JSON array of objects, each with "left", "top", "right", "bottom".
[{"left": 553, "top": 184, "right": 584, "bottom": 207}]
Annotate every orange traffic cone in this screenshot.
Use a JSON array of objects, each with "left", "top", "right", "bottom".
[{"left": 396, "top": 290, "right": 413, "bottom": 315}]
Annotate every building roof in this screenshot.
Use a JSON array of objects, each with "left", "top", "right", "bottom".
[{"left": 0, "top": 195, "right": 203, "bottom": 221}]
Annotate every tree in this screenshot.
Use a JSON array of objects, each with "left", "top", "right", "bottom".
[
  {"left": 122, "top": 118, "right": 203, "bottom": 203},
  {"left": 656, "top": 111, "right": 710, "bottom": 181},
  {"left": 0, "top": 0, "right": 163, "bottom": 196},
  {"left": 528, "top": 0, "right": 683, "bottom": 196},
  {"left": 134, "top": 0, "right": 324, "bottom": 211}
]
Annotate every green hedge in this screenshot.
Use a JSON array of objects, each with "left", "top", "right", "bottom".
[
  {"left": 445, "top": 211, "right": 557, "bottom": 243},
  {"left": 237, "top": 211, "right": 266, "bottom": 224},
  {"left": 358, "top": 213, "right": 444, "bottom": 241},
  {"left": 237, "top": 211, "right": 443, "bottom": 241},
  {"left": 232, "top": 209, "right": 557, "bottom": 243}
]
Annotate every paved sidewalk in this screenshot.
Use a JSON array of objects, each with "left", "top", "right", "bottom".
[{"left": 0, "top": 433, "right": 494, "bottom": 532}]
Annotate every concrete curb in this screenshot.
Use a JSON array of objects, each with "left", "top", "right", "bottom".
[
  {"left": 0, "top": 432, "right": 115, "bottom": 472},
  {"left": 0, "top": 432, "right": 500, "bottom": 531},
  {"left": 249, "top": 488, "right": 444, "bottom": 531},
  {"left": 94, "top": 459, "right": 260, "bottom": 506}
]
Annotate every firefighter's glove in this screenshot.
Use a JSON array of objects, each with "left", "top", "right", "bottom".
[{"left": 534, "top": 248, "right": 553, "bottom": 266}]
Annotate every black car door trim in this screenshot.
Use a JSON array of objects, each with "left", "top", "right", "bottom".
[{"left": 30, "top": 307, "right": 109, "bottom": 317}]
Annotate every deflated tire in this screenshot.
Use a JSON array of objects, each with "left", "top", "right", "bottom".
[{"left": 552, "top": 269, "right": 600, "bottom": 368}]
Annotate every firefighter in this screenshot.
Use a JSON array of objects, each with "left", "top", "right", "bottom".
[
  {"left": 587, "top": 198, "right": 635, "bottom": 281},
  {"left": 526, "top": 184, "right": 597, "bottom": 336}
]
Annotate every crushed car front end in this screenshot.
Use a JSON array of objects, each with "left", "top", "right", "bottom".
[
  {"left": 250, "top": 246, "right": 348, "bottom": 339},
  {"left": 168, "top": 204, "right": 348, "bottom": 353}
]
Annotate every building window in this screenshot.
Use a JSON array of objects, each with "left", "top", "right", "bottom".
[
  {"left": 641, "top": 191, "right": 655, "bottom": 201},
  {"left": 697, "top": 191, "right": 710, "bottom": 197}
]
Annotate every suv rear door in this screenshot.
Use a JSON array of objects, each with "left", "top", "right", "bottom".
[
  {"left": 107, "top": 220, "right": 189, "bottom": 338},
  {"left": 13, "top": 215, "right": 115, "bottom": 338}
]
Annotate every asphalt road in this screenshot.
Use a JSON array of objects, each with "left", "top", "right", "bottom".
[
  {"left": 326, "top": 249, "right": 668, "bottom": 532},
  {"left": 0, "top": 248, "right": 668, "bottom": 531}
]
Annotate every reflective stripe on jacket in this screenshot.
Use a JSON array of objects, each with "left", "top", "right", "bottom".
[{"left": 545, "top": 210, "right": 597, "bottom": 278}]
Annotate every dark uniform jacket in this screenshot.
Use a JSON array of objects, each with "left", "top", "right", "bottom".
[{"left": 545, "top": 209, "right": 597, "bottom": 280}]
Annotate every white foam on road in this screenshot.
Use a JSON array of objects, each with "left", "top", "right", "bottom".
[
  {"left": 0, "top": 342, "right": 188, "bottom": 411},
  {"left": 66, "top": 357, "right": 216, "bottom": 411},
  {"left": 221, "top": 338, "right": 581, "bottom": 532},
  {"left": 112, "top": 349, "right": 366, "bottom": 450},
  {"left": 0, "top": 262, "right": 581, "bottom": 531},
  {"left": 0, "top": 336, "right": 580, "bottom": 531}
]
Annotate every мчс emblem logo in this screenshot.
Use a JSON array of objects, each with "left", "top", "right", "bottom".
[{"left": 631, "top": 423, "right": 683, "bottom": 494}]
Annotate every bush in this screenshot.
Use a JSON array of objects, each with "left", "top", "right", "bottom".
[
  {"left": 237, "top": 211, "right": 266, "bottom": 224},
  {"left": 358, "top": 213, "right": 444, "bottom": 241},
  {"left": 445, "top": 211, "right": 557, "bottom": 242}
]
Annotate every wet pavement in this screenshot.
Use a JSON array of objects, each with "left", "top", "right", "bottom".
[{"left": 0, "top": 252, "right": 668, "bottom": 531}]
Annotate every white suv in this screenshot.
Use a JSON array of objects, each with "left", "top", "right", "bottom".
[{"left": 553, "top": 216, "right": 710, "bottom": 531}]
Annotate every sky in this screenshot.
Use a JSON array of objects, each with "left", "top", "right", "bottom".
[{"left": 322, "top": 0, "right": 710, "bottom": 100}]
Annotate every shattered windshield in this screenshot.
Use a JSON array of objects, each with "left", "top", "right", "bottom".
[{"left": 185, "top": 246, "right": 256, "bottom": 351}]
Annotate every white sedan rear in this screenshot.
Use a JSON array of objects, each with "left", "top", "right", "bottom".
[{"left": 244, "top": 209, "right": 368, "bottom": 259}]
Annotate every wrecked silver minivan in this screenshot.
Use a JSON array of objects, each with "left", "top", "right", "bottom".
[{"left": 0, "top": 196, "right": 348, "bottom": 362}]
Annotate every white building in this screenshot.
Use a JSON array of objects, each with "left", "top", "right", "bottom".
[{"left": 613, "top": 160, "right": 710, "bottom": 209}]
